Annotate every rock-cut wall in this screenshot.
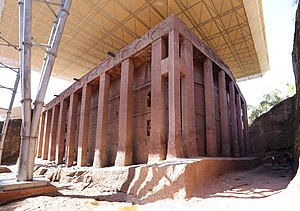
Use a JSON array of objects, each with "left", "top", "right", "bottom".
[
  {"left": 249, "top": 96, "right": 295, "bottom": 155},
  {"left": 0, "top": 119, "right": 21, "bottom": 165},
  {"left": 292, "top": 2, "right": 300, "bottom": 174}
]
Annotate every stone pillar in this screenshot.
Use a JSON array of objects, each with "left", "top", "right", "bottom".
[
  {"left": 42, "top": 109, "right": 52, "bottom": 160},
  {"left": 115, "top": 59, "right": 134, "bottom": 166},
  {"left": 242, "top": 101, "right": 250, "bottom": 156},
  {"left": 37, "top": 111, "right": 46, "bottom": 158},
  {"left": 55, "top": 99, "right": 68, "bottom": 164},
  {"left": 181, "top": 38, "right": 198, "bottom": 158},
  {"left": 66, "top": 92, "right": 79, "bottom": 167},
  {"left": 236, "top": 93, "right": 244, "bottom": 156},
  {"left": 204, "top": 58, "right": 217, "bottom": 157},
  {"left": 93, "top": 72, "right": 110, "bottom": 168},
  {"left": 148, "top": 38, "right": 166, "bottom": 163},
  {"left": 167, "top": 29, "right": 183, "bottom": 159},
  {"left": 48, "top": 105, "right": 59, "bottom": 161},
  {"left": 229, "top": 81, "right": 239, "bottom": 157},
  {"left": 218, "top": 70, "right": 230, "bottom": 157},
  {"left": 77, "top": 84, "right": 92, "bottom": 167}
]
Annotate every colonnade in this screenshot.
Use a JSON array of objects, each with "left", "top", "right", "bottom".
[{"left": 36, "top": 27, "right": 249, "bottom": 168}]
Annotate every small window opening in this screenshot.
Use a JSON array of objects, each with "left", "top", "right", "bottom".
[
  {"left": 147, "top": 92, "right": 151, "bottom": 107},
  {"left": 147, "top": 120, "right": 151, "bottom": 136}
]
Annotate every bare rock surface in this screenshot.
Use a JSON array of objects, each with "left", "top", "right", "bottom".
[
  {"left": 1, "top": 163, "right": 297, "bottom": 211},
  {"left": 249, "top": 96, "right": 295, "bottom": 156},
  {"left": 0, "top": 119, "right": 21, "bottom": 165}
]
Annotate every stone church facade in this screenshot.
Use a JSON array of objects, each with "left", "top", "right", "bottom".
[{"left": 36, "top": 15, "right": 249, "bottom": 168}]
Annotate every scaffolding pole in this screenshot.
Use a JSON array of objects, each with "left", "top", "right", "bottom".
[
  {"left": 17, "top": 0, "right": 72, "bottom": 181},
  {"left": 0, "top": 71, "right": 20, "bottom": 164},
  {"left": 17, "top": 0, "right": 32, "bottom": 181}
]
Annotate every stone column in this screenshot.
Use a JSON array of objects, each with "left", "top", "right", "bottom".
[
  {"left": 229, "top": 81, "right": 239, "bottom": 157},
  {"left": 48, "top": 105, "right": 59, "bottom": 161},
  {"left": 66, "top": 92, "right": 79, "bottom": 167},
  {"left": 37, "top": 111, "right": 46, "bottom": 158},
  {"left": 204, "top": 58, "right": 217, "bottom": 157},
  {"left": 218, "top": 70, "right": 230, "bottom": 157},
  {"left": 148, "top": 38, "right": 166, "bottom": 163},
  {"left": 115, "top": 59, "right": 134, "bottom": 166},
  {"left": 77, "top": 84, "right": 92, "bottom": 167},
  {"left": 42, "top": 109, "right": 52, "bottom": 160},
  {"left": 181, "top": 38, "right": 198, "bottom": 158},
  {"left": 93, "top": 72, "right": 110, "bottom": 168},
  {"left": 242, "top": 101, "right": 250, "bottom": 156},
  {"left": 55, "top": 99, "right": 68, "bottom": 164},
  {"left": 236, "top": 93, "right": 244, "bottom": 156},
  {"left": 167, "top": 29, "right": 183, "bottom": 159}
]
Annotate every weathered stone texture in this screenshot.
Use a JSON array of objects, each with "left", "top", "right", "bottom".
[
  {"left": 0, "top": 119, "right": 21, "bottom": 165},
  {"left": 292, "top": 3, "right": 300, "bottom": 174},
  {"left": 38, "top": 15, "right": 248, "bottom": 168},
  {"left": 249, "top": 96, "right": 295, "bottom": 155}
]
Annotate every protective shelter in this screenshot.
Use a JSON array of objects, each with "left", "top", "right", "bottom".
[{"left": 0, "top": 0, "right": 268, "bottom": 180}]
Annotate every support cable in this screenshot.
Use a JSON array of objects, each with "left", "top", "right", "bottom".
[
  {"left": 0, "top": 62, "right": 19, "bottom": 73},
  {"left": 0, "top": 85, "right": 14, "bottom": 91},
  {"left": 0, "top": 33, "right": 20, "bottom": 51}
]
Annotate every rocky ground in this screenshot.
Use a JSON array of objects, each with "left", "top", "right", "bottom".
[{"left": 1, "top": 163, "right": 299, "bottom": 211}]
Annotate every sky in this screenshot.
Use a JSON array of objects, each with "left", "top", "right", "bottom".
[
  {"left": 0, "top": 0, "right": 298, "bottom": 119},
  {"left": 238, "top": 0, "right": 298, "bottom": 106}
]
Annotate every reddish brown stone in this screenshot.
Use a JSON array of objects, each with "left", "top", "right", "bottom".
[
  {"left": 229, "top": 82, "right": 240, "bottom": 157},
  {"left": 48, "top": 105, "right": 59, "bottom": 161},
  {"left": 115, "top": 59, "right": 134, "bottom": 166},
  {"left": 204, "top": 58, "right": 217, "bottom": 157},
  {"left": 77, "top": 84, "right": 92, "bottom": 167},
  {"left": 218, "top": 70, "right": 230, "bottom": 157},
  {"left": 66, "top": 93, "right": 79, "bottom": 167},
  {"left": 0, "top": 184, "right": 56, "bottom": 205},
  {"left": 181, "top": 38, "right": 198, "bottom": 158},
  {"left": 167, "top": 29, "right": 183, "bottom": 159},
  {"left": 55, "top": 99, "right": 68, "bottom": 164},
  {"left": 93, "top": 73, "right": 110, "bottom": 167},
  {"left": 36, "top": 112, "right": 45, "bottom": 158},
  {"left": 41, "top": 109, "right": 52, "bottom": 160},
  {"left": 236, "top": 93, "right": 244, "bottom": 156},
  {"left": 148, "top": 38, "right": 167, "bottom": 163},
  {"left": 242, "top": 101, "right": 250, "bottom": 156},
  {"left": 40, "top": 15, "right": 248, "bottom": 167}
]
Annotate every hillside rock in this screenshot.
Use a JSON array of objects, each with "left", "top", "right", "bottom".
[
  {"left": 249, "top": 96, "right": 295, "bottom": 155},
  {"left": 0, "top": 119, "right": 21, "bottom": 164},
  {"left": 292, "top": 2, "right": 300, "bottom": 174}
]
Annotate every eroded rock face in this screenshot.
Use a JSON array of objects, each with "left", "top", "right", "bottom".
[
  {"left": 292, "top": 2, "right": 300, "bottom": 174},
  {"left": 249, "top": 96, "right": 295, "bottom": 155},
  {"left": 0, "top": 119, "right": 21, "bottom": 165}
]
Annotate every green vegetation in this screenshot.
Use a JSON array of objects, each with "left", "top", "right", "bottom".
[{"left": 248, "top": 83, "right": 296, "bottom": 124}]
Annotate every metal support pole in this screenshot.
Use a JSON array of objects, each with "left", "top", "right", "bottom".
[
  {"left": 25, "top": 0, "right": 72, "bottom": 180},
  {"left": 0, "top": 71, "right": 20, "bottom": 164},
  {"left": 17, "top": 0, "right": 32, "bottom": 181}
]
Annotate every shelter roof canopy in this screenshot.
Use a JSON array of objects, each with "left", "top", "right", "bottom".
[{"left": 0, "top": 0, "right": 268, "bottom": 81}]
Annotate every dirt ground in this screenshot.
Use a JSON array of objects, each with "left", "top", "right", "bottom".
[{"left": 1, "top": 163, "right": 299, "bottom": 211}]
